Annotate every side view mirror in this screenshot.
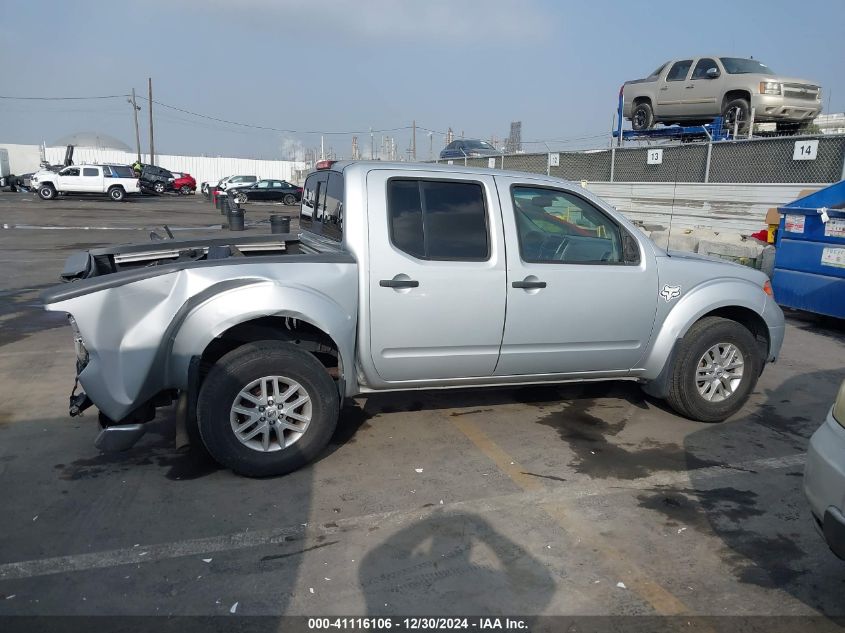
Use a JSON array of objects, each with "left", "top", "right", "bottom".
[{"left": 706, "top": 67, "right": 720, "bottom": 79}]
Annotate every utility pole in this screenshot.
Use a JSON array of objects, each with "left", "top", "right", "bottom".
[
  {"left": 147, "top": 78, "right": 155, "bottom": 165},
  {"left": 128, "top": 88, "right": 142, "bottom": 163},
  {"left": 320, "top": 135, "right": 325, "bottom": 160},
  {"left": 412, "top": 120, "right": 416, "bottom": 161},
  {"left": 370, "top": 128, "right": 374, "bottom": 160}
]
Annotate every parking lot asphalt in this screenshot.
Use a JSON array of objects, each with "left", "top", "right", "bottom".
[{"left": 0, "top": 191, "right": 843, "bottom": 620}]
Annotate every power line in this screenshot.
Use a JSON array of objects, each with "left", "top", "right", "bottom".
[
  {"left": 0, "top": 94, "right": 128, "bottom": 101},
  {"left": 0, "top": 93, "right": 610, "bottom": 148},
  {"left": 134, "top": 94, "right": 414, "bottom": 136}
]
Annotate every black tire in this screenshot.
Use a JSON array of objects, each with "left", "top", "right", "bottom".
[
  {"left": 153, "top": 181, "right": 165, "bottom": 194},
  {"left": 664, "top": 317, "right": 762, "bottom": 422},
  {"left": 235, "top": 192, "right": 248, "bottom": 204},
  {"left": 631, "top": 101, "right": 654, "bottom": 131},
  {"left": 722, "top": 98, "right": 750, "bottom": 134},
  {"left": 197, "top": 341, "right": 339, "bottom": 477},
  {"left": 108, "top": 186, "right": 125, "bottom": 202},
  {"left": 37, "top": 183, "right": 56, "bottom": 200},
  {"left": 180, "top": 185, "right": 191, "bottom": 195},
  {"left": 283, "top": 193, "right": 296, "bottom": 206}
]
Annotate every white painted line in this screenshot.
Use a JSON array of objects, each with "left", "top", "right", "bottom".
[{"left": 0, "top": 452, "right": 806, "bottom": 582}]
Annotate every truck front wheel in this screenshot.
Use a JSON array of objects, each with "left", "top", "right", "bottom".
[
  {"left": 38, "top": 184, "right": 57, "bottom": 200},
  {"left": 722, "top": 98, "right": 750, "bottom": 134},
  {"left": 664, "top": 316, "right": 762, "bottom": 422},
  {"left": 197, "top": 341, "right": 339, "bottom": 477}
]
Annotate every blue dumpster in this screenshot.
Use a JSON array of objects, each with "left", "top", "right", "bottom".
[{"left": 771, "top": 180, "right": 845, "bottom": 319}]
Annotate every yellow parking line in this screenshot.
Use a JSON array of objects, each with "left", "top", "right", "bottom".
[{"left": 450, "top": 415, "right": 690, "bottom": 616}]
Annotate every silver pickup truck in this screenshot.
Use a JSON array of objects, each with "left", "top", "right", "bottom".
[
  {"left": 623, "top": 56, "right": 822, "bottom": 133},
  {"left": 42, "top": 161, "right": 785, "bottom": 477}
]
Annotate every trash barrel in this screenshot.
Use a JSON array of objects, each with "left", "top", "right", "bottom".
[
  {"left": 217, "top": 194, "right": 228, "bottom": 214},
  {"left": 270, "top": 214, "right": 291, "bottom": 234},
  {"left": 208, "top": 186, "right": 217, "bottom": 203},
  {"left": 228, "top": 208, "right": 245, "bottom": 231}
]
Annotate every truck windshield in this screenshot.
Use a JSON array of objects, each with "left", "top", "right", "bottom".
[{"left": 719, "top": 57, "right": 774, "bottom": 75}]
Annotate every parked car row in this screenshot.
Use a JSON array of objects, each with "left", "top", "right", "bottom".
[{"left": 199, "top": 175, "right": 302, "bottom": 205}]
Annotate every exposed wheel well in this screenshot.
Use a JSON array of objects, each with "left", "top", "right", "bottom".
[
  {"left": 108, "top": 184, "right": 125, "bottom": 191},
  {"left": 722, "top": 90, "right": 751, "bottom": 109},
  {"left": 697, "top": 306, "right": 770, "bottom": 359},
  {"left": 199, "top": 316, "right": 343, "bottom": 391},
  {"left": 632, "top": 96, "right": 652, "bottom": 108}
]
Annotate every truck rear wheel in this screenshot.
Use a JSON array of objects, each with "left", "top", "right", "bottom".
[
  {"left": 108, "top": 186, "right": 126, "bottom": 202},
  {"left": 632, "top": 101, "right": 654, "bottom": 131},
  {"left": 38, "top": 184, "right": 57, "bottom": 200},
  {"left": 665, "top": 317, "right": 761, "bottom": 422},
  {"left": 197, "top": 341, "right": 339, "bottom": 477}
]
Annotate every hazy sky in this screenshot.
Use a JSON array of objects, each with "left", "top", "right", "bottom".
[{"left": 1, "top": 0, "right": 842, "bottom": 160}]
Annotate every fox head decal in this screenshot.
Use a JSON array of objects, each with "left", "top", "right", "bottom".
[{"left": 660, "top": 285, "right": 682, "bottom": 302}]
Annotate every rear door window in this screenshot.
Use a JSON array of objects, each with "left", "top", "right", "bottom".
[
  {"left": 666, "top": 60, "right": 693, "bottom": 81},
  {"left": 387, "top": 178, "right": 489, "bottom": 261},
  {"left": 82, "top": 167, "right": 99, "bottom": 177}
]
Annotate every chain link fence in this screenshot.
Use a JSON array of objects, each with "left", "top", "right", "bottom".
[{"left": 431, "top": 134, "right": 845, "bottom": 184}]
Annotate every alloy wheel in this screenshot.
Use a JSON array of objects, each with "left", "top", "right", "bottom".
[
  {"left": 229, "top": 375, "right": 312, "bottom": 452},
  {"left": 695, "top": 343, "right": 745, "bottom": 403}
]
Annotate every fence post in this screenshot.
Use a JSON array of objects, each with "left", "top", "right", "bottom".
[
  {"left": 501, "top": 154, "right": 505, "bottom": 170},
  {"left": 704, "top": 139, "right": 713, "bottom": 183},
  {"left": 841, "top": 143, "right": 845, "bottom": 182},
  {"left": 610, "top": 147, "right": 615, "bottom": 183}
]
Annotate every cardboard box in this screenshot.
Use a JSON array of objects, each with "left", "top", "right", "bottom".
[{"left": 765, "top": 208, "right": 781, "bottom": 226}]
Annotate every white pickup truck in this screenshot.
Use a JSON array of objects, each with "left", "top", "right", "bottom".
[{"left": 32, "top": 164, "right": 140, "bottom": 201}]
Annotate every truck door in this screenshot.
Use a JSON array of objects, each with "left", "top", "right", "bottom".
[
  {"left": 367, "top": 169, "right": 507, "bottom": 381},
  {"left": 494, "top": 177, "right": 658, "bottom": 376},
  {"left": 686, "top": 58, "right": 722, "bottom": 117},
  {"left": 57, "top": 166, "right": 83, "bottom": 192},
  {"left": 655, "top": 59, "right": 693, "bottom": 119},
  {"left": 80, "top": 166, "right": 103, "bottom": 192}
]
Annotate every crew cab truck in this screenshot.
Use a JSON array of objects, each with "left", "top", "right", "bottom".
[
  {"left": 623, "top": 56, "right": 822, "bottom": 133},
  {"left": 42, "top": 161, "right": 785, "bottom": 477},
  {"left": 31, "top": 164, "right": 140, "bottom": 201}
]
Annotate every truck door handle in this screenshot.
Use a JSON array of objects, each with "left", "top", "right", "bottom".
[
  {"left": 685, "top": 85, "right": 694, "bottom": 89},
  {"left": 380, "top": 278, "right": 419, "bottom": 288},
  {"left": 512, "top": 279, "right": 546, "bottom": 289},
  {"left": 660, "top": 86, "right": 668, "bottom": 91}
]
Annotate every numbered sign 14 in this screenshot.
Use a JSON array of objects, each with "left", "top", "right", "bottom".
[
  {"left": 793, "top": 140, "right": 818, "bottom": 161},
  {"left": 647, "top": 148, "right": 663, "bottom": 165}
]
